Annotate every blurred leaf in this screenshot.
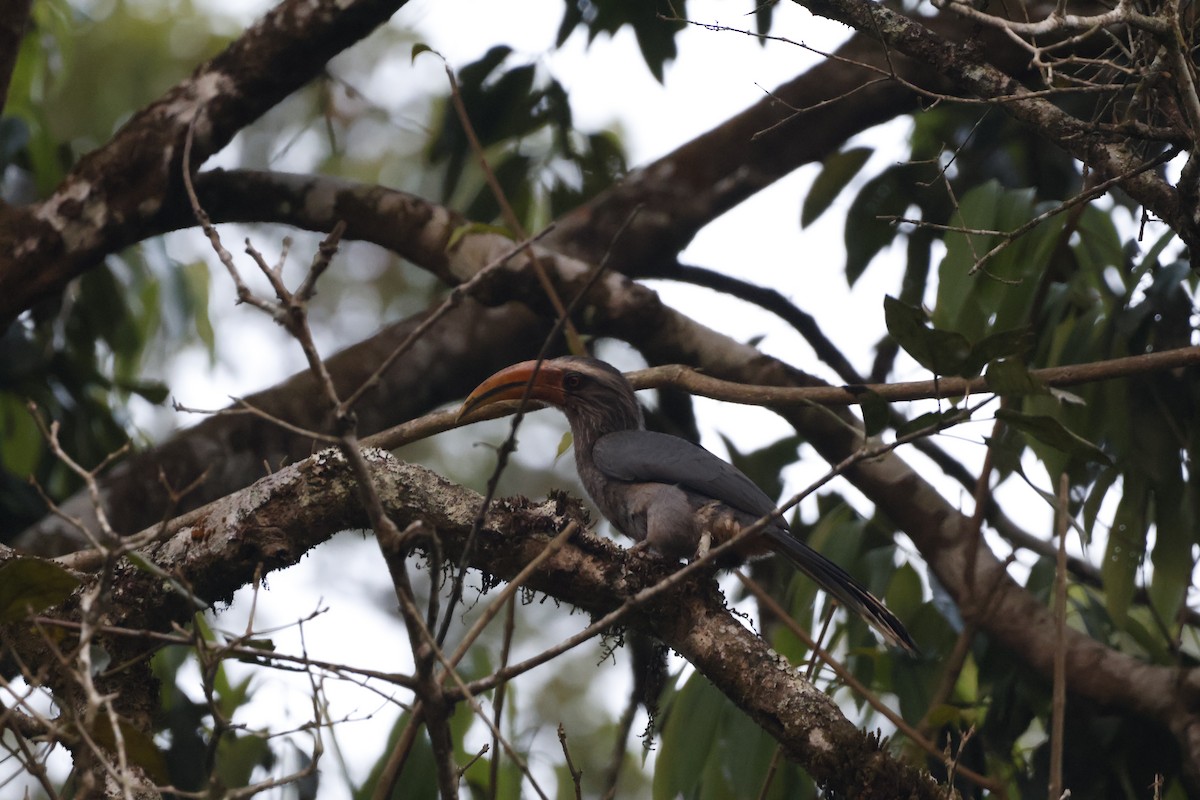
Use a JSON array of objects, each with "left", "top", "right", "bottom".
[
  {"left": 547, "top": 130, "right": 627, "bottom": 215},
  {"left": 1148, "top": 492, "right": 1193, "bottom": 626},
  {"left": 802, "top": 147, "right": 872, "bottom": 228},
  {"left": 886, "top": 562, "right": 923, "bottom": 631},
  {"left": 720, "top": 433, "right": 801, "bottom": 503},
  {"left": 465, "top": 152, "right": 534, "bottom": 223},
  {"left": 411, "top": 42, "right": 436, "bottom": 63},
  {"left": 984, "top": 358, "right": 1045, "bottom": 397},
  {"left": 178, "top": 260, "right": 215, "bottom": 357},
  {"left": 90, "top": 712, "right": 171, "bottom": 785},
  {"left": 965, "top": 326, "right": 1034, "bottom": 375},
  {"left": 216, "top": 731, "right": 272, "bottom": 789},
  {"left": 215, "top": 672, "right": 255, "bottom": 721},
  {"left": 0, "top": 393, "right": 41, "bottom": 475},
  {"left": 556, "top": 0, "right": 684, "bottom": 82},
  {"left": 857, "top": 388, "right": 889, "bottom": 436},
  {"left": 446, "top": 221, "right": 514, "bottom": 251},
  {"left": 933, "top": 181, "right": 1063, "bottom": 342},
  {"left": 1072, "top": 203, "right": 1125, "bottom": 278},
  {"left": 356, "top": 709, "right": 436, "bottom": 799},
  {"left": 844, "top": 164, "right": 924, "bottom": 285},
  {"left": 654, "top": 670, "right": 724, "bottom": 799},
  {"left": 1103, "top": 478, "right": 1148, "bottom": 623},
  {"left": 996, "top": 408, "right": 1110, "bottom": 465},
  {"left": 0, "top": 557, "right": 80, "bottom": 622},
  {"left": 1081, "top": 466, "right": 1119, "bottom": 541},
  {"left": 755, "top": 0, "right": 778, "bottom": 38},
  {"left": 555, "top": 430, "right": 574, "bottom": 463},
  {"left": 1121, "top": 605, "right": 1174, "bottom": 663},
  {"left": 883, "top": 295, "right": 972, "bottom": 376}
]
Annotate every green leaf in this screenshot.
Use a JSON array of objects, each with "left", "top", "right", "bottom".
[
  {"left": 887, "top": 562, "right": 923, "bottom": 626},
  {"left": 1103, "top": 478, "right": 1148, "bottom": 623},
  {"left": 964, "top": 326, "right": 1034, "bottom": 375},
  {"left": 720, "top": 433, "right": 802, "bottom": 503},
  {"left": 180, "top": 260, "right": 215, "bottom": 357},
  {"left": 933, "top": 181, "right": 1063, "bottom": 342},
  {"left": 1081, "top": 466, "right": 1119, "bottom": 540},
  {"left": 0, "top": 393, "right": 42, "bottom": 476},
  {"left": 555, "top": 2, "right": 682, "bottom": 82},
  {"left": 654, "top": 671, "right": 724, "bottom": 799},
  {"left": 995, "top": 408, "right": 1111, "bottom": 465},
  {"left": 90, "top": 713, "right": 171, "bottom": 785},
  {"left": 410, "top": 43, "right": 437, "bottom": 63},
  {"left": 445, "top": 221, "right": 513, "bottom": 251},
  {"left": 1147, "top": 486, "right": 1193, "bottom": 625},
  {"left": 844, "top": 165, "right": 921, "bottom": 285},
  {"left": 215, "top": 672, "right": 255, "bottom": 720},
  {"left": 0, "top": 557, "right": 81, "bottom": 622},
  {"left": 883, "top": 295, "right": 972, "bottom": 376},
  {"left": 984, "top": 358, "right": 1046, "bottom": 397},
  {"left": 554, "top": 431, "right": 573, "bottom": 463},
  {"left": 857, "top": 389, "right": 890, "bottom": 437},
  {"left": 802, "top": 147, "right": 872, "bottom": 228},
  {"left": 216, "top": 731, "right": 272, "bottom": 789}
]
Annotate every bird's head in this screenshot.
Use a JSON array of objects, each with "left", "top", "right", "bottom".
[{"left": 458, "top": 356, "right": 644, "bottom": 434}]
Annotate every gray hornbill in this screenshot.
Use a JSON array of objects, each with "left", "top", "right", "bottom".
[{"left": 459, "top": 356, "right": 917, "bottom": 653}]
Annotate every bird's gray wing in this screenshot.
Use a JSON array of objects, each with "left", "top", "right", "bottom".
[
  {"left": 592, "top": 430, "right": 779, "bottom": 521},
  {"left": 593, "top": 431, "right": 919, "bottom": 652}
]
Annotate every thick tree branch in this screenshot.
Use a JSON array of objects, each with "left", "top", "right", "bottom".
[
  {"left": 1, "top": 450, "right": 947, "bottom": 798},
  {"left": 13, "top": 300, "right": 553, "bottom": 551},
  {"left": 0, "top": 0, "right": 410, "bottom": 324},
  {"left": 792, "top": 0, "right": 1197, "bottom": 254},
  {"left": 337, "top": 220, "right": 1200, "bottom": 787},
  {"left": 23, "top": 172, "right": 1200, "bottom": 781}
]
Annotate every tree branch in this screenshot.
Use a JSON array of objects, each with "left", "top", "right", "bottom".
[
  {"left": 2, "top": 449, "right": 948, "bottom": 798},
  {"left": 0, "top": 0, "right": 411, "bottom": 323},
  {"left": 793, "top": 0, "right": 1197, "bottom": 254}
]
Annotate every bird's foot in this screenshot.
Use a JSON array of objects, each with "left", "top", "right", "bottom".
[
  {"left": 695, "top": 530, "right": 712, "bottom": 560},
  {"left": 628, "top": 540, "right": 652, "bottom": 552}
]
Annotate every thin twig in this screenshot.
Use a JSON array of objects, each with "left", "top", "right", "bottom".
[
  {"left": 1049, "top": 472, "right": 1070, "bottom": 800},
  {"left": 435, "top": 204, "right": 643, "bottom": 647},
  {"left": 558, "top": 724, "right": 584, "bottom": 800},
  {"left": 436, "top": 51, "right": 584, "bottom": 355}
]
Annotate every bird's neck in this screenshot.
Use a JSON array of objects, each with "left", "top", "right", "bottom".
[
  {"left": 564, "top": 406, "right": 641, "bottom": 526},
  {"left": 564, "top": 405, "right": 643, "bottom": 453}
]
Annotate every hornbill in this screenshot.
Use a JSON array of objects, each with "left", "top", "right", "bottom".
[{"left": 459, "top": 356, "right": 917, "bottom": 653}]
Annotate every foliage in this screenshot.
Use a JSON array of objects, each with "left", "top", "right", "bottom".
[{"left": 2, "top": 0, "right": 1200, "bottom": 797}]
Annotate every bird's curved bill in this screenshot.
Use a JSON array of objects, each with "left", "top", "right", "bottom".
[{"left": 457, "top": 360, "right": 566, "bottom": 422}]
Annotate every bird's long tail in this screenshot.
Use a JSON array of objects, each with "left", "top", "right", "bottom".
[{"left": 765, "top": 529, "right": 919, "bottom": 655}]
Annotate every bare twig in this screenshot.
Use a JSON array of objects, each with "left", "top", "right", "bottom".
[
  {"left": 432, "top": 49, "right": 584, "bottom": 355},
  {"left": 558, "top": 724, "right": 584, "bottom": 800},
  {"left": 1050, "top": 472, "right": 1070, "bottom": 800}
]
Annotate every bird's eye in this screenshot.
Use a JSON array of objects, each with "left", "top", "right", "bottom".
[{"left": 563, "top": 372, "right": 586, "bottom": 391}]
